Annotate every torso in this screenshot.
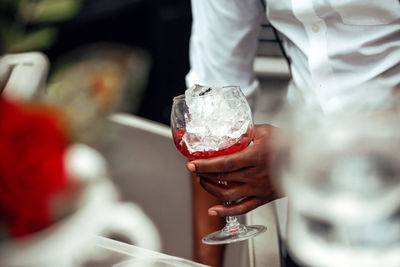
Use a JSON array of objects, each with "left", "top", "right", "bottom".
[{"left": 266, "top": 0, "right": 400, "bottom": 113}]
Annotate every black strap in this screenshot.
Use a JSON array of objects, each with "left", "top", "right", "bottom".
[
  {"left": 259, "top": 0, "right": 293, "bottom": 77},
  {"left": 272, "top": 27, "right": 292, "bottom": 77}
]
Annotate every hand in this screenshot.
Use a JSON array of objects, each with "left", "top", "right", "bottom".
[{"left": 186, "top": 124, "right": 285, "bottom": 217}]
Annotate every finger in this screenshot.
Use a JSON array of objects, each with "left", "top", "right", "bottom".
[
  {"left": 190, "top": 145, "right": 259, "bottom": 173},
  {"left": 199, "top": 178, "right": 251, "bottom": 202},
  {"left": 253, "top": 124, "right": 278, "bottom": 144},
  {"left": 186, "top": 161, "right": 196, "bottom": 172},
  {"left": 186, "top": 124, "right": 279, "bottom": 174},
  {"left": 208, "top": 197, "right": 267, "bottom": 217},
  {"left": 197, "top": 167, "right": 261, "bottom": 183}
]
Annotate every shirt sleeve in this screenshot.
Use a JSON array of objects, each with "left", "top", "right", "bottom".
[{"left": 186, "top": 0, "right": 265, "bottom": 97}]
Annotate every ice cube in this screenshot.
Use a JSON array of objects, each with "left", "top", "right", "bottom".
[{"left": 183, "top": 84, "right": 251, "bottom": 152}]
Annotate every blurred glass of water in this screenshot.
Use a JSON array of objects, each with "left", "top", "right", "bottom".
[{"left": 283, "top": 110, "right": 400, "bottom": 267}]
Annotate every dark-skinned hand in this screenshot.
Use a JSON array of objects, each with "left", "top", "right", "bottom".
[{"left": 186, "top": 124, "right": 285, "bottom": 217}]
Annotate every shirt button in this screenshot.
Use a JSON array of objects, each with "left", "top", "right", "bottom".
[{"left": 311, "top": 23, "right": 320, "bottom": 33}]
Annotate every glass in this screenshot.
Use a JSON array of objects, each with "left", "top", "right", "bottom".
[
  {"left": 282, "top": 110, "right": 400, "bottom": 267},
  {"left": 170, "top": 85, "right": 266, "bottom": 244}
]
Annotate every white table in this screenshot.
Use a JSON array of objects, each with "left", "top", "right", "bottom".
[{"left": 84, "top": 235, "right": 209, "bottom": 267}]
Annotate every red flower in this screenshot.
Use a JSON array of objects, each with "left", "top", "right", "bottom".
[{"left": 0, "top": 98, "right": 70, "bottom": 238}]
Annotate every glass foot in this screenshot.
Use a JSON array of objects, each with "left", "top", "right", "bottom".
[{"left": 202, "top": 224, "right": 267, "bottom": 245}]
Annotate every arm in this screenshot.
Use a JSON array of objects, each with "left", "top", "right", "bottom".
[
  {"left": 191, "top": 173, "right": 225, "bottom": 267},
  {"left": 187, "top": 1, "right": 265, "bottom": 265},
  {"left": 187, "top": 1, "right": 264, "bottom": 265},
  {"left": 187, "top": 0, "right": 265, "bottom": 97}
]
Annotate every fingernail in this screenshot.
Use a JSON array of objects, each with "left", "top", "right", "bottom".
[
  {"left": 187, "top": 163, "right": 196, "bottom": 172},
  {"left": 208, "top": 209, "right": 218, "bottom": 216}
]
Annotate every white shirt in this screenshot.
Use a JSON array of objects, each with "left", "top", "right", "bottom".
[{"left": 186, "top": 0, "right": 400, "bottom": 114}]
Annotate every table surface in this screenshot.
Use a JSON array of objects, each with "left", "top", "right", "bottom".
[{"left": 83, "top": 235, "right": 209, "bottom": 267}]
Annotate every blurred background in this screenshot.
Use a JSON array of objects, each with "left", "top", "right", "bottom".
[
  {"left": 0, "top": 0, "right": 290, "bottom": 126},
  {"left": 0, "top": 1, "right": 291, "bottom": 266},
  {"left": 0, "top": 0, "right": 193, "bottom": 125}
]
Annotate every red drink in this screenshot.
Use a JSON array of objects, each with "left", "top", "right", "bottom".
[{"left": 172, "top": 128, "right": 253, "bottom": 160}]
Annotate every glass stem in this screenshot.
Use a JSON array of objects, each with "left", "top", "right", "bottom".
[
  {"left": 220, "top": 180, "right": 241, "bottom": 231},
  {"left": 223, "top": 201, "right": 241, "bottom": 233},
  {"left": 226, "top": 215, "right": 237, "bottom": 224},
  {"left": 224, "top": 202, "right": 236, "bottom": 223}
]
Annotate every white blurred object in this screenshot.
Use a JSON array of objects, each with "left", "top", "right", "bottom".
[
  {"left": 0, "top": 52, "right": 161, "bottom": 266},
  {"left": 283, "top": 115, "right": 400, "bottom": 267},
  {"left": 0, "top": 52, "right": 49, "bottom": 100},
  {"left": 65, "top": 144, "right": 161, "bottom": 251},
  {"left": 0, "top": 144, "right": 161, "bottom": 267}
]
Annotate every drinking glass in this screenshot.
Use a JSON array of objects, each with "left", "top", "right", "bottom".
[
  {"left": 170, "top": 85, "right": 266, "bottom": 244},
  {"left": 282, "top": 111, "right": 400, "bottom": 267}
]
